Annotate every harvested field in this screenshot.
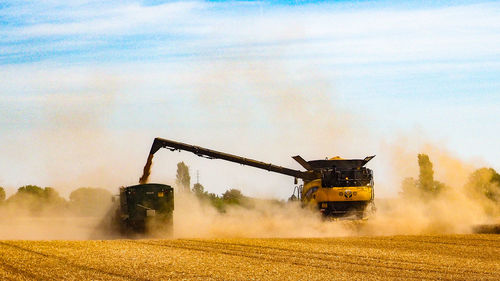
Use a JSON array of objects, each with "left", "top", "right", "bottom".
[{"left": 0, "top": 234, "right": 498, "bottom": 280}]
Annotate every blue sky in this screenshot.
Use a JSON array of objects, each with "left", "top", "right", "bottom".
[{"left": 1, "top": 0, "right": 499, "bottom": 198}]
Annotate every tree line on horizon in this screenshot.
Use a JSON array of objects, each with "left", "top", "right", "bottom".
[
  {"left": 0, "top": 161, "right": 252, "bottom": 216},
  {"left": 401, "top": 153, "right": 500, "bottom": 215},
  {"left": 175, "top": 161, "right": 252, "bottom": 212},
  {"left": 0, "top": 185, "right": 113, "bottom": 216},
  {"left": 3, "top": 156, "right": 495, "bottom": 217}
]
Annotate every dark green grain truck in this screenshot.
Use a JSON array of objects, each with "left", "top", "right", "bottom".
[{"left": 113, "top": 183, "right": 174, "bottom": 236}]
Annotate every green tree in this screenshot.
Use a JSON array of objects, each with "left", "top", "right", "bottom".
[
  {"left": 69, "top": 187, "right": 113, "bottom": 216},
  {"left": 176, "top": 162, "right": 191, "bottom": 192},
  {"left": 0, "top": 187, "right": 5, "bottom": 202},
  {"left": 466, "top": 168, "right": 500, "bottom": 202},
  {"left": 192, "top": 183, "right": 205, "bottom": 196},
  {"left": 401, "top": 154, "right": 447, "bottom": 198},
  {"left": 222, "top": 188, "right": 244, "bottom": 204},
  {"left": 44, "top": 187, "right": 65, "bottom": 204},
  {"left": 208, "top": 193, "right": 225, "bottom": 212},
  {"left": 400, "top": 177, "right": 418, "bottom": 197},
  {"left": 8, "top": 185, "right": 66, "bottom": 214},
  {"left": 418, "top": 154, "right": 435, "bottom": 193},
  {"left": 17, "top": 185, "right": 44, "bottom": 196}
]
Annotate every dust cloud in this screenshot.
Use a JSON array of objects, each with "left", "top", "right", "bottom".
[
  {"left": 170, "top": 185, "right": 498, "bottom": 239},
  {"left": 0, "top": 201, "right": 115, "bottom": 240},
  {"left": 173, "top": 191, "right": 352, "bottom": 238},
  {"left": 2, "top": 48, "right": 498, "bottom": 240},
  {"left": 0, "top": 216, "right": 104, "bottom": 240},
  {"left": 358, "top": 141, "right": 499, "bottom": 235},
  {"left": 192, "top": 59, "right": 361, "bottom": 156},
  {"left": 163, "top": 53, "right": 498, "bottom": 237},
  {"left": 168, "top": 139, "right": 499, "bottom": 238},
  {"left": 1, "top": 73, "right": 143, "bottom": 197},
  {"left": 38, "top": 76, "right": 119, "bottom": 193},
  {"left": 1, "top": 134, "right": 497, "bottom": 240}
]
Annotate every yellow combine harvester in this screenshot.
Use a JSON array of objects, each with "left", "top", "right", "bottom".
[
  {"left": 293, "top": 155, "right": 375, "bottom": 218},
  {"left": 146, "top": 137, "right": 375, "bottom": 219}
]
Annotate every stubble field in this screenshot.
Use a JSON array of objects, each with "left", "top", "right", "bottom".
[{"left": 0, "top": 234, "right": 499, "bottom": 280}]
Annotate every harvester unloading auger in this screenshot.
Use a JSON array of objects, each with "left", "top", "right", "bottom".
[{"left": 143, "top": 137, "right": 376, "bottom": 219}]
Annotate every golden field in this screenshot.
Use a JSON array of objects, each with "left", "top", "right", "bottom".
[{"left": 0, "top": 235, "right": 498, "bottom": 280}]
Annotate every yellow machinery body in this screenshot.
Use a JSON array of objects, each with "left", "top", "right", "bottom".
[
  {"left": 303, "top": 179, "right": 373, "bottom": 203},
  {"left": 294, "top": 156, "right": 375, "bottom": 218},
  {"left": 302, "top": 179, "right": 374, "bottom": 217}
]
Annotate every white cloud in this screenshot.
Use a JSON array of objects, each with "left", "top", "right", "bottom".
[
  {"left": 1, "top": 1, "right": 205, "bottom": 38},
  {"left": 2, "top": 1, "right": 499, "bottom": 63}
]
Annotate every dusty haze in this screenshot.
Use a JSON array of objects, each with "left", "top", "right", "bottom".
[
  {"left": 1, "top": 154, "right": 498, "bottom": 240},
  {"left": 1, "top": 49, "right": 498, "bottom": 240}
]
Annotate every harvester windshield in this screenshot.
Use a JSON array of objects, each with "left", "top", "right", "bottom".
[
  {"left": 321, "top": 168, "right": 373, "bottom": 187},
  {"left": 316, "top": 157, "right": 375, "bottom": 188}
]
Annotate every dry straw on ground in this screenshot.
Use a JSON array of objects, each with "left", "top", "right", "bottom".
[{"left": 0, "top": 234, "right": 498, "bottom": 280}]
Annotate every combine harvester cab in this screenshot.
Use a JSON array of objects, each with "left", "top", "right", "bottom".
[{"left": 113, "top": 183, "right": 174, "bottom": 236}]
